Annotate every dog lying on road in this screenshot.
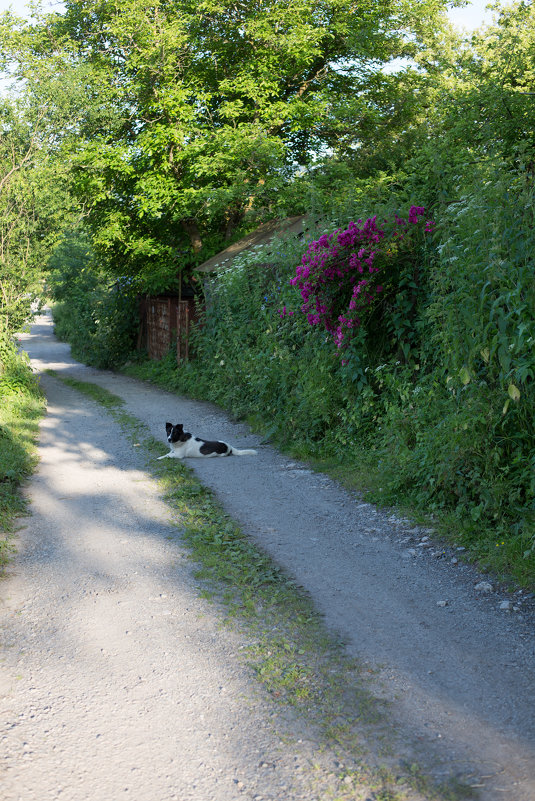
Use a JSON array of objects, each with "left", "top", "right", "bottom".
[{"left": 158, "top": 422, "right": 258, "bottom": 459}]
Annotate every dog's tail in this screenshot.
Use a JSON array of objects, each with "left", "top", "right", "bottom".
[{"left": 230, "top": 447, "right": 257, "bottom": 456}]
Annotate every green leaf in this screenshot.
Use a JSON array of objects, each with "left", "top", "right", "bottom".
[
  {"left": 459, "top": 366, "right": 471, "bottom": 385},
  {"left": 507, "top": 383, "right": 521, "bottom": 401}
]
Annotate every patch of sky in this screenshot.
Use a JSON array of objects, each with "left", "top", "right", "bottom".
[
  {"left": 446, "top": 0, "right": 493, "bottom": 31},
  {"left": 383, "top": 0, "right": 494, "bottom": 75}
]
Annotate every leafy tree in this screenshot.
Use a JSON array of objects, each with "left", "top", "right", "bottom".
[
  {"left": 0, "top": 96, "right": 72, "bottom": 337},
  {"left": 398, "top": 0, "right": 535, "bottom": 209},
  {"left": 2, "top": 0, "right": 450, "bottom": 292},
  {"left": 443, "top": 1, "right": 535, "bottom": 160},
  {"left": 0, "top": 6, "right": 87, "bottom": 338}
]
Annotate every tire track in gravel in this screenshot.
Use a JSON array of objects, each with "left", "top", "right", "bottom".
[{"left": 3, "top": 309, "right": 535, "bottom": 801}]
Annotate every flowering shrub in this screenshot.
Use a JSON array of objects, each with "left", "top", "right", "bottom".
[{"left": 285, "top": 206, "right": 434, "bottom": 355}]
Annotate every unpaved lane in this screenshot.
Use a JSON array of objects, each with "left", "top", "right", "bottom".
[
  {"left": 4, "top": 310, "right": 535, "bottom": 800},
  {"left": 0, "top": 370, "right": 321, "bottom": 801}
]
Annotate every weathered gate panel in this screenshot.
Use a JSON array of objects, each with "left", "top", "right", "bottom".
[
  {"left": 140, "top": 295, "right": 197, "bottom": 362},
  {"left": 176, "top": 301, "right": 189, "bottom": 362},
  {"left": 146, "top": 297, "right": 176, "bottom": 360}
]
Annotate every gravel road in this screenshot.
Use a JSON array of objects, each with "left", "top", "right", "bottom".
[{"left": 1, "top": 310, "right": 535, "bottom": 801}]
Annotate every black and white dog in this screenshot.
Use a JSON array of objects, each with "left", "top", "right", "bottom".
[{"left": 158, "top": 422, "right": 257, "bottom": 460}]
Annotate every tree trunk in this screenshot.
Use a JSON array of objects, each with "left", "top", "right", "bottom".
[{"left": 182, "top": 219, "right": 203, "bottom": 253}]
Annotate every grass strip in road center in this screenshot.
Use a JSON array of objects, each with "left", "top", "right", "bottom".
[{"left": 47, "top": 371, "right": 476, "bottom": 801}]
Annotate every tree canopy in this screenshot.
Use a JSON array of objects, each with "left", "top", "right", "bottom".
[
  {"left": 1, "top": 0, "right": 450, "bottom": 292},
  {"left": 1, "top": 0, "right": 532, "bottom": 296}
]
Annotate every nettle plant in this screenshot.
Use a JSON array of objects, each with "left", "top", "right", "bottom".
[{"left": 284, "top": 206, "right": 434, "bottom": 363}]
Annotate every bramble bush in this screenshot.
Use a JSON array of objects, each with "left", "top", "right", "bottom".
[
  {"left": 347, "top": 167, "right": 535, "bottom": 577},
  {"left": 423, "top": 166, "right": 535, "bottom": 563}
]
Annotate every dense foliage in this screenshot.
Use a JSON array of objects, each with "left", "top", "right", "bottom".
[
  {"left": 130, "top": 169, "right": 535, "bottom": 583},
  {"left": 122, "top": 0, "right": 535, "bottom": 582},
  {"left": 0, "top": 98, "right": 65, "bottom": 338},
  {"left": 48, "top": 230, "right": 140, "bottom": 369}
]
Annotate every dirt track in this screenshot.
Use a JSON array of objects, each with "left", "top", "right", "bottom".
[{"left": 1, "top": 310, "right": 535, "bottom": 800}]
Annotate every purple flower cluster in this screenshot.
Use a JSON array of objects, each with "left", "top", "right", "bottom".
[{"left": 283, "top": 206, "right": 432, "bottom": 350}]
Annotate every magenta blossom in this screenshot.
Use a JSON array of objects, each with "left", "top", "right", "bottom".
[{"left": 286, "top": 205, "right": 433, "bottom": 354}]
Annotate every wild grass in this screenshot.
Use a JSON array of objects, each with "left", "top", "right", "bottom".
[{"left": 0, "top": 348, "right": 45, "bottom": 567}]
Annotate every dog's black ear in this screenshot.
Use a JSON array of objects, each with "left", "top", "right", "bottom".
[{"left": 165, "top": 422, "right": 173, "bottom": 433}]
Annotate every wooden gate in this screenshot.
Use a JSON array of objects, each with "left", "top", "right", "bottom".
[
  {"left": 176, "top": 300, "right": 191, "bottom": 362},
  {"left": 141, "top": 295, "right": 197, "bottom": 362}
]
